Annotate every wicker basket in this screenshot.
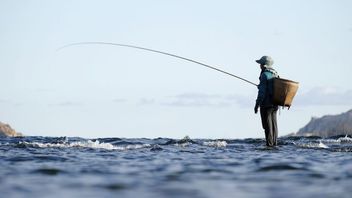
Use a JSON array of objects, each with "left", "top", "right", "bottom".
[{"left": 272, "top": 78, "right": 299, "bottom": 108}]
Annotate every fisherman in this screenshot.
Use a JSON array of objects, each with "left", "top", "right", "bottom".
[{"left": 254, "top": 56, "right": 279, "bottom": 147}]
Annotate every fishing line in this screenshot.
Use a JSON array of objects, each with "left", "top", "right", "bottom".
[{"left": 57, "top": 42, "right": 258, "bottom": 87}]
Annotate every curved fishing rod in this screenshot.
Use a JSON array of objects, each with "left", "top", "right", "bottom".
[{"left": 57, "top": 42, "right": 258, "bottom": 87}]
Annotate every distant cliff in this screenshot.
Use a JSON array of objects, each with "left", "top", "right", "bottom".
[
  {"left": 0, "top": 122, "right": 23, "bottom": 137},
  {"left": 295, "top": 109, "right": 352, "bottom": 137}
]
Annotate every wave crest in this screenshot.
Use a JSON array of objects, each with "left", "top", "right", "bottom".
[
  {"left": 18, "top": 140, "right": 150, "bottom": 151},
  {"left": 293, "top": 141, "right": 329, "bottom": 149},
  {"left": 203, "top": 140, "right": 227, "bottom": 148}
]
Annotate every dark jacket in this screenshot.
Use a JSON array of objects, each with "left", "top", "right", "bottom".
[{"left": 256, "top": 67, "right": 279, "bottom": 107}]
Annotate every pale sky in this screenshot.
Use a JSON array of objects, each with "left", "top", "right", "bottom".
[{"left": 1, "top": 0, "right": 351, "bottom": 138}]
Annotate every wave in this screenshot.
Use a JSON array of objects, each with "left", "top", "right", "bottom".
[
  {"left": 203, "top": 140, "right": 227, "bottom": 148},
  {"left": 256, "top": 164, "right": 308, "bottom": 172},
  {"left": 337, "top": 135, "right": 352, "bottom": 142},
  {"left": 174, "top": 142, "right": 192, "bottom": 147},
  {"left": 315, "top": 135, "right": 352, "bottom": 144},
  {"left": 4, "top": 136, "right": 351, "bottom": 152},
  {"left": 293, "top": 141, "right": 329, "bottom": 149},
  {"left": 18, "top": 140, "right": 151, "bottom": 151},
  {"left": 32, "top": 168, "right": 64, "bottom": 175}
]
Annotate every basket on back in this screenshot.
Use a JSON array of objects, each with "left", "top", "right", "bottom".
[{"left": 272, "top": 78, "right": 299, "bottom": 108}]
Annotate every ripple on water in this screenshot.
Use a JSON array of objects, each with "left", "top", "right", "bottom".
[
  {"left": 32, "top": 168, "right": 65, "bottom": 176},
  {"left": 96, "top": 183, "right": 129, "bottom": 191},
  {"left": 256, "top": 164, "right": 309, "bottom": 172}
]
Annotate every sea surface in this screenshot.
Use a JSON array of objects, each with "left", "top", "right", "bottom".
[{"left": 1, "top": 135, "right": 352, "bottom": 198}]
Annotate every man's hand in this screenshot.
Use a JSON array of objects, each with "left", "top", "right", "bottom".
[{"left": 254, "top": 104, "right": 259, "bottom": 114}]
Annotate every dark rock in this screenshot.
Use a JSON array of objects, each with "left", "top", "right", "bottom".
[{"left": 295, "top": 109, "right": 352, "bottom": 137}]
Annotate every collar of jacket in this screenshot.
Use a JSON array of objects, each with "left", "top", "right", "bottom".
[{"left": 264, "top": 67, "right": 277, "bottom": 75}]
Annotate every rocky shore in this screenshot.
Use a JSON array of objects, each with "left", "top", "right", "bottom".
[
  {"left": 290, "top": 109, "right": 352, "bottom": 137},
  {"left": 0, "top": 122, "right": 23, "bottom": 137}
]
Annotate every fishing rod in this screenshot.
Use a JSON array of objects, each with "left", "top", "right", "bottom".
[{"left": 57, "top": 42, "right": 258, "bottom": 87}]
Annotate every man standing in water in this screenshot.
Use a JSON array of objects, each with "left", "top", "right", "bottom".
[{"left": 254, "top": 56, "right": 279, "bottom": 147}]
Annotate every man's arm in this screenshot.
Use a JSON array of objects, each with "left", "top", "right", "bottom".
[{"left": 254, "top": 73, "right": 267, "bottom": 113}]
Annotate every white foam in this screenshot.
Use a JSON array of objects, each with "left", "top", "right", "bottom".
[
  {"left": 294, "top": 141, "right": 329, "bottom": 149},
  {"left": 70, "top": 140, "right": 120, "bottom": 150},
  {"left": 203, "top": 141, "right": 227, "bottom": 148},
  {"left": 175, "top": 142, "right": 192, "bottom": 147},
  {"left": 338, "top": 135, "right": 352, "bottom": 142},
  {"left": 321, "top": 135, "right": 352, "bottom": 144},
  {"left": 322, "top": 139, "right": 341, "bottom": 143},
  {"left": 19, "top": 140, "right": 150, "bottom": 151},
  {"left": 318, "top": 141, "right": 329, "bottom": 149},
  {"left": 125, "top": 144, "right": 151, "bottom": 150}
]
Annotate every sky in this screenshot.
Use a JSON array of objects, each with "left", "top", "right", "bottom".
[{"left": 0, "top": 0, "right": 351, "bottom": 139}]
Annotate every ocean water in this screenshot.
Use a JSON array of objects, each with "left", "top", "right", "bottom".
[{"left": 1, "top": 135, "right": 352, "bottom": 198}]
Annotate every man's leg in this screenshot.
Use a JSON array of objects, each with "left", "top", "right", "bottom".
[
  {"left": 271, "top": 107, "right": 278, "bottom": 146},
  {"left": 260, "top": 107, "right": 274, "bottom": 146}
]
